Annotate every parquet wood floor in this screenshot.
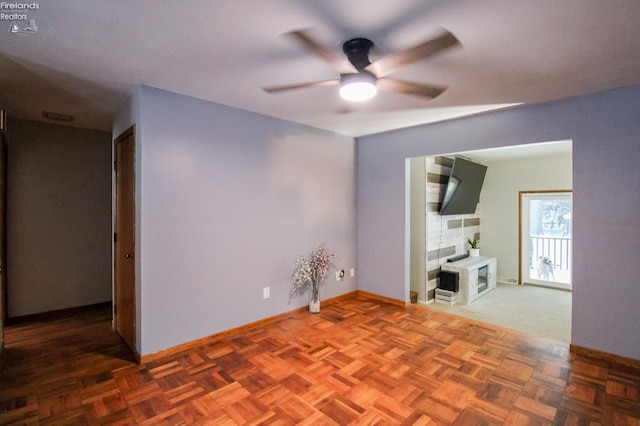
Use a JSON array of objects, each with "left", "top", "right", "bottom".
[{"left": 1, "top": 296, "right": 639, "bottom": 425}]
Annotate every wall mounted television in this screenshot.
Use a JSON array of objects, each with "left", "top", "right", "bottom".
[{"left": 439, "top": 157, "right": 488, "bottom": 215}]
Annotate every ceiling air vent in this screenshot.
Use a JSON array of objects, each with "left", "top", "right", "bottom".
[{"left": 43, "top": 111, "right": 74, "bottom": 122}]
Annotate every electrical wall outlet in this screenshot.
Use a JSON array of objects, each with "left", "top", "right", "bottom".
[
  {"left": 350, "top": 268, "right": 355, "bottom": 277},
  {"left": 263, "top": 287, "right": 270, "bottom": 299},
  {"left": 335, "top": 271, "right": 341, "bottom": 281}
]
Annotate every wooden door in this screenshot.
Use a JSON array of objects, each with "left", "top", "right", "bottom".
[
  {"left": 114, "top": 127, "right": 136, "bottom": 351},
  {"left": 1, "top": 112, "right": 7, "bottom": 341}
]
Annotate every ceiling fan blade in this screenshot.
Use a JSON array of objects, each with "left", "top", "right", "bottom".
[
  {"left": 377, "top": 77, "right": 447, "bottom": 99},
  {"left": 366, "top": 29, "right": 460, "bottom": 77},
  {"left": 285, "top": 29, "right": 356, "bottom": 74},
  {"left": 262, "top": 79, "right": 339, "bottom": 94}
]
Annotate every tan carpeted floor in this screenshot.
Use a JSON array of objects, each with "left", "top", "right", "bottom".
[{"left": 426, "top": 282, "right": 571, "bottom": 343}]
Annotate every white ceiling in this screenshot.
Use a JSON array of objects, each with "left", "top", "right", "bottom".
[
  {"left": 1, "top": 0, "right": 639, "bottom": 137},
  {"left": 457, "top": 140, "right": 572, "bottom": 162}
]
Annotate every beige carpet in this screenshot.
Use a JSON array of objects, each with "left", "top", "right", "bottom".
[{"left": 426, "top": 282, "right": 571, "bottom": 343}]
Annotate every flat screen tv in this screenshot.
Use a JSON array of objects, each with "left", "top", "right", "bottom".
[{"left": 439, "top": 157, "right": 487, "bottom": 215}]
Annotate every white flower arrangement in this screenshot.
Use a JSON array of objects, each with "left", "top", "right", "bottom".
[
  {"left": 290, "top": 243, "right": 336, "bottom": 295},
  {"left": 291, "top": 255, "right": 313, "bottom": 294}
]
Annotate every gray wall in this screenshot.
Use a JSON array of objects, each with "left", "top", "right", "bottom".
[
  {"left": 6, "top": 119, "right": 112, "bottom": 317},
  {"left": 115, "top": 86, "right": 357, "bottom": 356},
  {"left": 357, "top": 85, "right": 640, "bottom": 360}
]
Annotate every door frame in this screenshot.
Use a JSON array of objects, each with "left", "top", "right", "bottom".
[
  {"left": 113, "top": 125, "right": 137, "bottom": 359},
  {"left": 519, "top": 189, "right": 572, "bottom": 289}
]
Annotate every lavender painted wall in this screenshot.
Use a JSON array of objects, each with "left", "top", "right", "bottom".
[
  {"left": 117, "top": 86, "right": 357, "bottom": 355},
  {"left": 357, "top": 85, "right": 640, "bottom": 360},
  {"left": 113, "top": 85, "right": 141, "bottom": 139}
]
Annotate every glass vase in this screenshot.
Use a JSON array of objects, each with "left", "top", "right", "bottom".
[{"left": 309, "top": 279, "right": 320, "bottom": 313}]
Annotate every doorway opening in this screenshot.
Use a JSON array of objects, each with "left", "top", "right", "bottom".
[{"left": 407, "top": 140, "right": 573, "bottom": 342}]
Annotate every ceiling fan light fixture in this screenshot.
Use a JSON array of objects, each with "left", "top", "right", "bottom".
[{"left": 339, "top": 72, "right": 377, "bottom": 102}]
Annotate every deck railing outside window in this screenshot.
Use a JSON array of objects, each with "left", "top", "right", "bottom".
[{"left": 530, "top": 235, "right": 571, "bottom": 271}]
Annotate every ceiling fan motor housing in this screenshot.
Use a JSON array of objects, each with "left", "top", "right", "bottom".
[
  {"left": 263, "top": 28, "right": 458, "bottom": 101},
  {"left": 343, "top": 38, "right": 374, "bottom": 70}
]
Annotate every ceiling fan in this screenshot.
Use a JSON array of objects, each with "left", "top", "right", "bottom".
[{"left": 263, "top": 28, "right": 460, "bottom": 103}]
